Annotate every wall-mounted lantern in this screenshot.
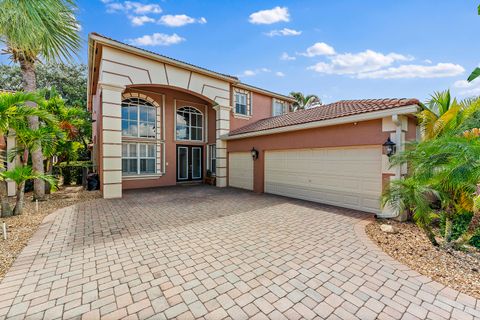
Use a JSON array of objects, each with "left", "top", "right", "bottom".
[
  {"left": 383, "top": 137, "right": 396, "bottom": 157},
  {"left": 251, "top": 147, "right": 259, "bottom": 160}
]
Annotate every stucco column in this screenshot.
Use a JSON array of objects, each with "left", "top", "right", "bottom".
[
  {"left": 380, "top": 114, "right": 409, "bottom": 219},
  {"left": 213, "top": 104, "right": 232, "bottom": 187},
  {"left": 99, "top": 83, "right": 124, "bottom": 199}
]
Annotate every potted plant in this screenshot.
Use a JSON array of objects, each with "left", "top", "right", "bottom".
[{"left": 205, "top": 170, "right": 216, "bottom": 185}]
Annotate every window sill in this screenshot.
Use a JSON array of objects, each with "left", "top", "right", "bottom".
[
  {"left": 122, "top": 173, "right": 164, "bottom": 180},
  {"left": 233, "top": 114, "right": 252, "bottom": 120}
]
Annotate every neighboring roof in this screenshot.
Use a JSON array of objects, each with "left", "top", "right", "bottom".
[
  {"left": 88, "top": 33, "right": 295, "bottom": 102},
  {"left": 229, "top": 98, "right": 420, "bottom": 136}
]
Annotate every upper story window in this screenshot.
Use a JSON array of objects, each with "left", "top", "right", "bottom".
[
  {"left": 121, "top": 96, "right": 158, "bottom": 176},
  {"left": 176, "top": 106, "right": 203, "bottom": 141},
  {"left": 273, "top": 99, "right": 287, "bottom": 116},
  {"left": 234, "top": 89, "right": 251, "bottom": 116},
  {"left": 122, "top": 98, "right": 156, "bottom": 138}
]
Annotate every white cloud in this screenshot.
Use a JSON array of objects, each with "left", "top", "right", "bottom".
[
  {"left": 358, "top": 63, "right": 465, "bottom": 79},
  {"left": 308, "top": 49, "right": 412, "bottom": 75},
  {"left": 129, "top": 15, "right": 155, "bottom": 26},
  {"left": 249, "top": 6, "right": 290, "bottom": 24},
  {"left": 158, "top": 14, "right": 207, "bottom": 27},
  {"left": 301, "top": 42, "right": 336, "bottom": 57},
  {"left": 453, "top": 79, "right": 480, "bottom": 96},
  {"left": 241, "top": 70, "right": 257, "bottom": 77},
  {"left": 280, "top": 52, "right": 296, "bottom": 61},
  {"left": 239, "top": 68, "right": 271, "bottom": 77},
  {"left": 105, "top": 1, "right": 162, "bottom": 14},
  {"left": 126, "top": 33, "right": 185, "bottom": 46},
  {"left": 265, "top": 28, "right": 301, "bottom": 37},
  {"left": 275, "top": 71, "right": 285, "bottom": 77}
]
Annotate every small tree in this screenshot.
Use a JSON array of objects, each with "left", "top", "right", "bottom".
[
  {"left": 383, "top": 132, "right": 480, "bottom": 248},
  {"left": 1, "top": 166, "right": 56, "bottom": 215},
  {"left": 0, "top": 91, "right": 50, "bottom": 217}
]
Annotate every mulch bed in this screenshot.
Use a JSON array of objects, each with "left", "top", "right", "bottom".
[
  {"left": 0, "top": 186, "right": 100, "bottom": 281},
  {"left": 366, "top": 220, "right": 480, "bottom": 299}
]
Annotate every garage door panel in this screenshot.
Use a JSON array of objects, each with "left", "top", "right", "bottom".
[
  {"left": 228, "top": 152, "right": 253, "bottom": 190},
  {"left": 265, "top": 147, "right": 382, "bottom": 214}
]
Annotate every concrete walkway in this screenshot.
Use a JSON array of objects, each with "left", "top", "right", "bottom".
[{"left": 0, "top": 185, "right": 478, "bottom": 319}]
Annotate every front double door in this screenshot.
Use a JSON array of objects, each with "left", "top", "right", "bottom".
[{"left": 177, "top": 145, "right": 203, "bottom": 181}]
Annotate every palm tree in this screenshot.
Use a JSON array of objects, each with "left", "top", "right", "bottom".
[
  {"left": 0, "top": 0, "right": 81, "bottom": 200},
  {"left": 383, "top": 134, "right": 480, "bottom": 248},
  {"left": 417, "top": 90, "right": 477, "bottom": 141},
  {"left": 0, "top": 91, "right": 51, "bottom": 217},
  {"left": 0, "top": 166, "right": 56, "bottom": 215},
  {"left": 289, "top": 92, "right": 321, "bottom": 112}
]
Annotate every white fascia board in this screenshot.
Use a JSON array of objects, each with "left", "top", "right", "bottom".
[{"left": 223, "top": 105, "right": 419, "bottom": 140}]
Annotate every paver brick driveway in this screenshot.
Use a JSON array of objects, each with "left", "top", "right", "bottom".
[{"left": 0, "top": 185, "right": 479, "bottom": 320}]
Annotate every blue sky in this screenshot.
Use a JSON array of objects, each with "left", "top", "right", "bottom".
[{"left": 71, "top": 1, "right": 480, "bottom": 102}]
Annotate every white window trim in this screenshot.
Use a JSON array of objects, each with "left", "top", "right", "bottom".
[
  {"left": 122, "top": 98, "right": 157, "bottom": 140},
  {"left": 174, "top": 100, "right": 206, "bottom": 143},
  {"left": 272, "top": 98, "right": 287, "bottom": 117},
  {"left": 122, "top": 142, "right": 157, "bottom": 176},
  {"left": 233, "top": 88, "right": 252, "bottom": 118},
  {"left": 121, "top": 92, "right": 165, "bottom": 179}
]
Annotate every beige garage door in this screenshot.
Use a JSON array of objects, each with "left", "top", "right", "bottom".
[
  {"left": 265, "top": 146, "right": 382, "bottom": 214},
  {"left": 228, "top": 152, "right": 254, "bottom": 190}
]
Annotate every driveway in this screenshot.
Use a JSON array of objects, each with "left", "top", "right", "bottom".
[{"left": 0, "top": 185, "right": 478, "bottom": 320}]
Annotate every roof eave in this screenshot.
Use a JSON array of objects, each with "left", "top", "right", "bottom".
[
  {"left": 89, "top": 33, "right": 238, "bottom": 84},
  {"left": 223, "top": 104, "right": 419, "bottom": 140},
  {"left": 234, "top": 83, "right": 296, "bottom": 103}
]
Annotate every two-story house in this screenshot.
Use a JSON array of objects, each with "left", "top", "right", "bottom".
[{"left": 88, "top": 33, "right": 420, "bottom": 219}]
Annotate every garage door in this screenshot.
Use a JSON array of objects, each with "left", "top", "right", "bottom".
[
  {"left": 229, "top": 152, "right": 254, "bottom": 190},
  {"left": 265, "top": 146, "right": 382, "bottom": 213}
]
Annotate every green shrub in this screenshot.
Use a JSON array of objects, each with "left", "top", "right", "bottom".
[
  {"left": 439, "top": 211, "right": 473, "bottom": 241},
  {"left": 469, "top": 229, "right": 480, "bottom": 249},
  {"left": 54, "top": 161, "right": 92, "bottom": 186}
]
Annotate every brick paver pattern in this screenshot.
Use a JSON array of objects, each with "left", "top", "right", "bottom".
[{"left": 0, "top": 186, "right": 479, "bottom": 320}]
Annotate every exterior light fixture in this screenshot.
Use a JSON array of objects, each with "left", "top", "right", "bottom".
[
  {"left": 251, "top": 147, "right": 259, "bottom": 160},
  {"left": 383, "top": 137, "right": 396, "bottom": 157}
]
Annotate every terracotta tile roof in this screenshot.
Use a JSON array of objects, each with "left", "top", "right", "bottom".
[{"left": 229, "top": 98, "right": 420, "bottom": 136}]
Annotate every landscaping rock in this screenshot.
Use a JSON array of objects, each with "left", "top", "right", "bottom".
[
  {"left": 380, "top": 224, "right": 398, "bottom": 234},
  {"left": 366, "top": 220, "right": 480, "bottom": 299}
]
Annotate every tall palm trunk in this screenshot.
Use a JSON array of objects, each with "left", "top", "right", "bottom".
[
  {"left": 0, "top": 180, "right": 11, "bottom": 217},
  {"left": 0, "top": 134, "right": 11, "bottom": 217},
  {"left": 19, "top": 58, "right": 45, "bottom": 200},
  {"left": 13, "top": 181, "right": 25, "bottom": 215}
]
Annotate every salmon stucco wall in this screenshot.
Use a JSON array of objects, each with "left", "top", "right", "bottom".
[
  {"left": 117, "top": 87, "right": 214, "bottom": 190},
  {"left": 230, "top": 92, "right": 275, "bottom": 132},
  {"left": 226, "top": 119, "right": 389, "bottom": 193}
]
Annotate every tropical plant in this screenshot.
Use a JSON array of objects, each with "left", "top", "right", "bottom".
[
  {"left": 418, "top": 90, "right": 462, "bottom": 140},
  {"left": 0, "top": 91, "right": 51, "bottom": 217},
  {"left": 383, "top": 129, "right": 480, "bottom": 248},
  {"left": 0, "top": 0, "right": 81, "bottom": 200},
  {"left": 289, "top": 92, "right": 321, "bottom": 111},
  {"left": 0, "top": 166, "right": 56, "bottom": 215}
]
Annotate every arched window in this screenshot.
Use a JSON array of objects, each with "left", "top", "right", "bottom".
[
  {"left": 176, "top": 106, "right": 203, "bottom": 141},
  {"left": 121, "top": 98, "right": 156, "bottom": 138},
  {"left": 121, "top": 97, "right": 157, "bottom": 176}
]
